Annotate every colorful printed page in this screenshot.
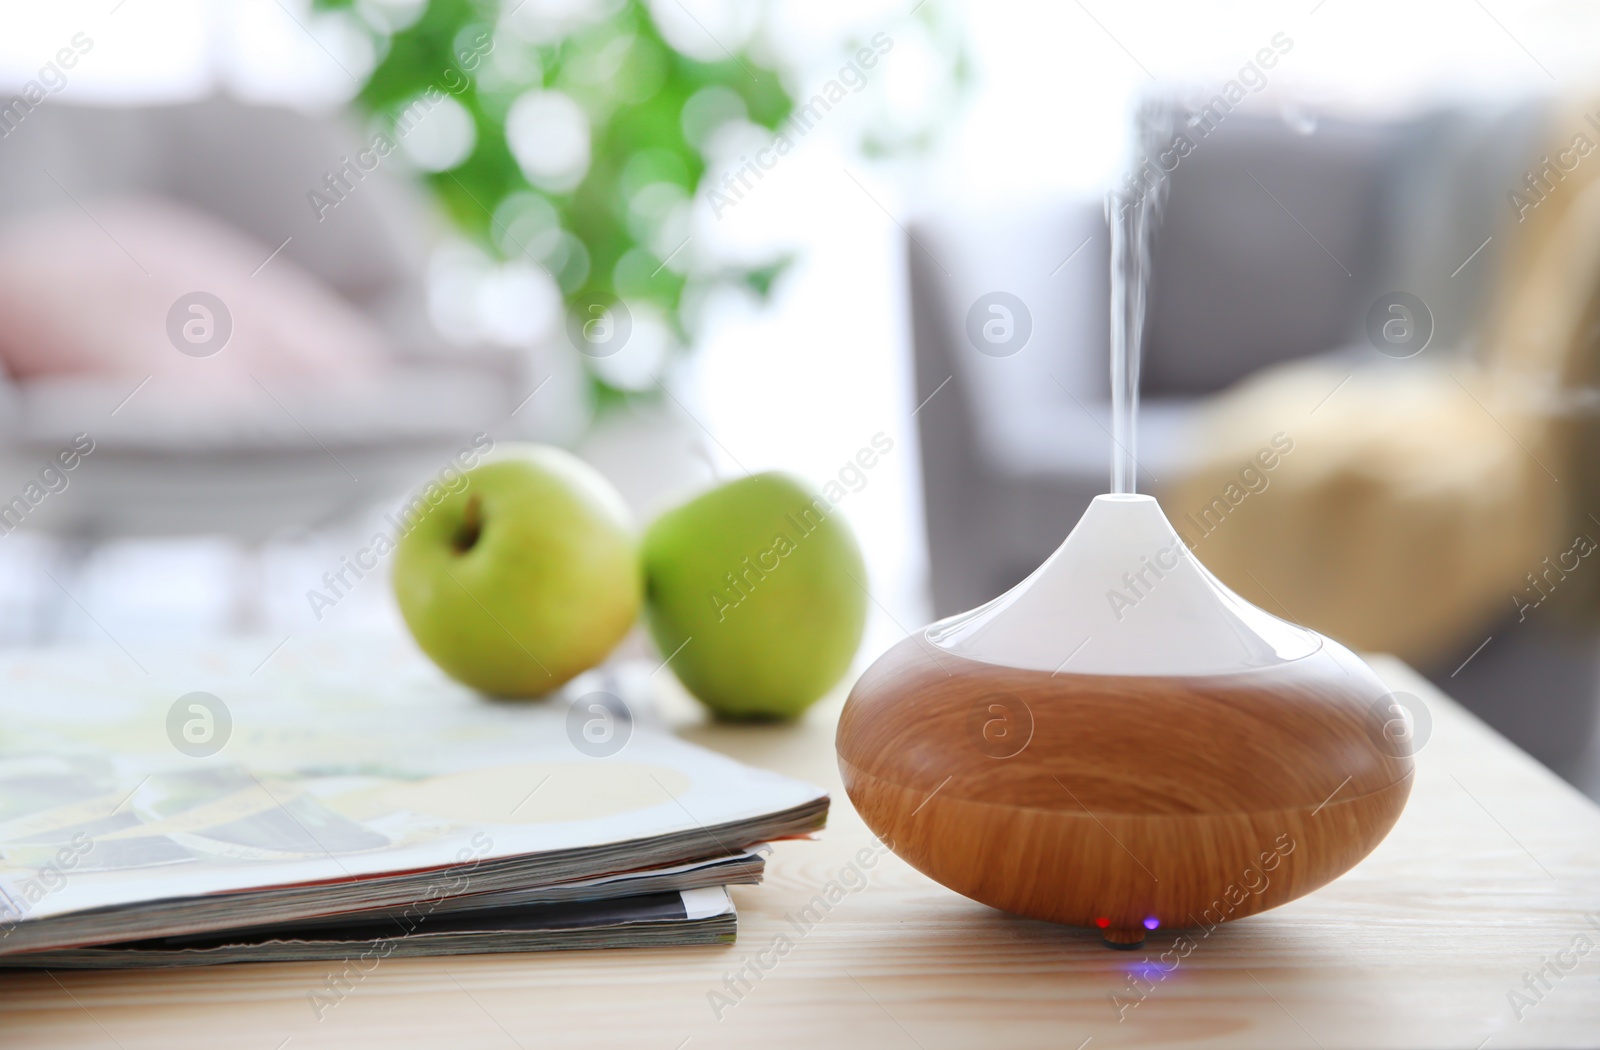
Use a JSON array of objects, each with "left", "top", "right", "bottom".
[{"left": 0, "top": 635, "right": 826, "bottom": 927}]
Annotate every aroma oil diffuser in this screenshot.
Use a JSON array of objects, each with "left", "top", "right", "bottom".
[{"left": 837, "top": 168, "right": 1413, "bottom": 949}]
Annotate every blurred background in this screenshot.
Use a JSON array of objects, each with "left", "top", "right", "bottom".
[{"left": 3, "top": 0, "right": 1600, "bottom": 795}]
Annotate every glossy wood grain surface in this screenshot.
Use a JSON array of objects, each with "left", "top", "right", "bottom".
[
  {"left": 836, "top": 634, "right": 1413, "bottom": 940},
  {"left": 2, "top": 646, "right": 1597, "bottom": 1049}
]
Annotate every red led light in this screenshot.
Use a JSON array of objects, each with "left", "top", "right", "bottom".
[{"left": 1094, "top": 917, "right": 1110, "bottom": 929}]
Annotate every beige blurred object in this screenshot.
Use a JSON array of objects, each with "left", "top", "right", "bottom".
[
  {"left": 1164, "top": 361, "right": 1558, "bottom": 663},
  {"left": 1166, "top": 97, "right": 1600, "bottom": 666}
]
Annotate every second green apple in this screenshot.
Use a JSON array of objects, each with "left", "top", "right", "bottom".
[{"left": 643, "top": 473, "right": 867, "bottom": 719}]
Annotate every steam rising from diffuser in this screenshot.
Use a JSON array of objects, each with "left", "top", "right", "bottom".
[
  {"left": 1106, "top": 105, "right": 1171, "bottom": 495},
  {"left": 914, "top": 104, "right": 1326, "bottom": 678}
]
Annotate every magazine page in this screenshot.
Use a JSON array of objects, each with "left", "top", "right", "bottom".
[{"left": 0, "top": 635, "right": 826, "bottom": 928}]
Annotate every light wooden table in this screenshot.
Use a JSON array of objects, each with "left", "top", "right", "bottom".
[{"left": 4, "top": 656, "right": 1599, "bottom": 1049}]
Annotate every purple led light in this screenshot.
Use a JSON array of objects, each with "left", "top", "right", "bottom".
[{"left": 1143, "top": 916, "right": 1160, "bottom": 930}]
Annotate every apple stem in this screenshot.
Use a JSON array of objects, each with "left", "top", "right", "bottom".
[{"left": 452, "top": 494, "right": 484, "bottom": 554}]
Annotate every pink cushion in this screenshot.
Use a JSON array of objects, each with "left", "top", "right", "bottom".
[{"left": 0, "top": 196, "right": 387, "bottom": 390}]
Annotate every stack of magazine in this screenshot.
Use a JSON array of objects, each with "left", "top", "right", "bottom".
[{"left": 0, "top": 636, "right": 828, "bottom": 968}]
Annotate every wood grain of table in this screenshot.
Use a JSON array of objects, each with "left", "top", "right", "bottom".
[{"left": 3, "top": 655, "right": 1598, "bottom": 1049}]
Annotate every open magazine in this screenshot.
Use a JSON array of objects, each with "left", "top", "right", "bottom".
[{"left": 0, "top": 636, "right": 828, "bottom": 966}]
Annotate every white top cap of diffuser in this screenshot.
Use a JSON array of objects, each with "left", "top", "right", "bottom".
[{"left": 926, "top": 493, "right": 1321, "bottom": 676}]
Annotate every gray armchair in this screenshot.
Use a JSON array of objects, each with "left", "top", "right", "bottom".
[{"left": 907, "top": 95, "right": 1600, "bottom": 785}]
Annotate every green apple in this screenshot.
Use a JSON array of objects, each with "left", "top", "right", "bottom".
[
  {"left": 642, "top": 472, "right": 867, "bottom": 719},
  {"left": 393, "top": 444, "right": 640, "bottom": 697}
]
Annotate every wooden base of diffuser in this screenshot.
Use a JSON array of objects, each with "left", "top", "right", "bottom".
[{"left": 836, "top": 635, "right": 1413, "bottom": 947}]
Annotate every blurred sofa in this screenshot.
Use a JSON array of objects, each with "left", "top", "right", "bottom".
[
  {"left": 907, "top": 95, "right": 1600, "bottom": 783},
  {"left": 0, "top": 95, "right": 521, "bottom": 541}
]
